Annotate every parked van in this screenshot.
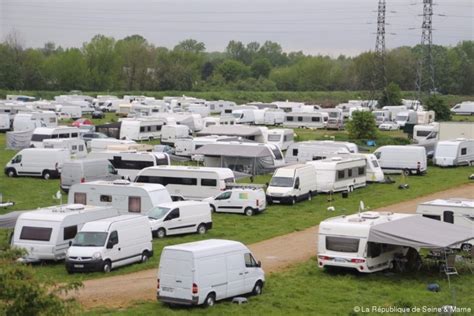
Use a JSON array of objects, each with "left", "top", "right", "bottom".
[
  {"left": 266, "top": 164, "right": 318, "bottom": 204},
  {"left": 266, "top": 129, "right": 294, "bottom": 150},
  {"left": 148, "top": 201, "right": 212, "bottom": 238},
  {"left": 68, "top": 180, "right": 172, "bottom": 214},
  {"left": 65, "top": 215, "right": 153, "bottom": 273},
  {"left": 318, "top": 212, "right": 411, "bottom": 273},
  {"left": 30, "top": 126, "right": 81, "bottom": 148},
  {"left": 43, "top": 138, "right": 87, "bottom": 158},
  {"left": 60, "top": 159, "right": 121, "bottom": 192},
  {"left": 416, "top": 198, "right": 474, "bottom": 251},
  {"left": 13, "top": 111, "right": 58, "bottom": 132},
  {"left": 306, "top": 157, "right": 367, "bottom": 193},
  {"left": 5, "top": 148, "right": 71, "bottom": 179},
  {"left": 12, "top": 204, "right": 118, "bottom": 262},
  {"left": 88, "top": 151, "right": 170, "bottom": 181},
  {"left": 374, "top": 145, "right": 427, "bottom": 175},
  {"left": 0, "top": 113, "right": 11, "bottom": 131},
  {"left": 204, "top": 186, "right": 266, "bottom": 216},
  {"left": 372, "top": 110, "right": 391, "bottom": 126},
  {"left": 433, "top": 139, "right": 474, "bottom": 167},
  {"left": 158, "top": 239, "right": 265, "bottom": 307},
  {"left": 451, "top": 101, "right": 474, "bottom": 115},
  {"left": 136, "top": 166, "right": 235, "bottom": 200},
  {"left": 160, "top": 125, "right": 191, "bottom": 146}
]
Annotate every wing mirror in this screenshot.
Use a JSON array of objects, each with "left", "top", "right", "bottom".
[
  {"left": 106, "top": 242, "right": 114, "bottom": 249},
  {"left": 257, "top": 260, "right": 262, "bottom": 268}
]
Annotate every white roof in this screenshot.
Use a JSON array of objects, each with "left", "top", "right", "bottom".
[
  {"left": 81, "top": 214, "right": 144, "bottom": 232},
  {"left": 157, "top": 200, "right": 209, "bottom": 208},
  {"left": 278, "top": 164, "right": 308, "bottom": 170},
  {"left": 33, "top": 126, "right": 78, "bottom": 133},
  {"left": 419, "top": 198, "right": 474, "bottom": 209},
  {"left": 164, "top": 239, "right": 246, "bottom": 257},
  {"left": 437, "top": 139, "right": 473, "bottom": 145},
  {"left": 74, "top": 180, "right": 166, "bottom": 192},
  {"left": 307, "top": 156, "right": 365, "bottom": 168},
  {"left": 140, "top": 165, "right": 234, "bottom": 177},
  {"left": 18, "top": 204, "right": 111, "bottom": 222}
]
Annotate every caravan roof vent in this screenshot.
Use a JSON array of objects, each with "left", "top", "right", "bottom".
[
  {"left": 66, "top": 204, "right": 85, "bottom": 211},
  {"left": 113, "top": 179, "right": 131, "bottom": 185},
  {"left": 361, "top": 211, "right": 380, "bottom": 219}
]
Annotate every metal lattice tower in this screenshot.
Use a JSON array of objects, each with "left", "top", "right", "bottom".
[
  {"left": 416, "top": 0, "right": 435, "bottom": 97},
  {"left": 375, "top": 0, "right": 387, "bottom": 89}
]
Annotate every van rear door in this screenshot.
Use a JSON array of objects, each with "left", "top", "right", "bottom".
[{"left": 159, "top": 250, "right": 194, "bottom": 301}]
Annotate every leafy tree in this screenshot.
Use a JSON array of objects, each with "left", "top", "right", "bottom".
[
  {"left": 346, "top": 111, "right": 378, "bottom": 139},
  {"left": 174, "top": 39, "right": 205, "bottom": 54},
  {"left": 216, "top": 59, "right": 250, "bottom": 82},
  {"left": 201, "top": 61, "right": 214, "bottom": 80},
  {"left": 43, "top": 48, "right": 88, "bottom": 90},
  {"left": 424, "top": 94, "right": 451, "bottom": 121},
  {"left": 250, "top": 58, "right": 272, "bottom": 78},
  {"left": 226, "top": 40, "right": 251, "bottom": 64},
  {"left": 22, "top": 49, "right": 46, "bottom": 90},
  {"left": 378, "top": 82, "right": 402, "bottom": 107},
  {"left": 258, "top": 41, "right": 288, "bottom": 66}
]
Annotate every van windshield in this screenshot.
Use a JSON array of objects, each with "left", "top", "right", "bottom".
[
  {"left": 72, "top": 232, "right": 108, "bottom": 247},
  {"left": 148, "top": 206, "right": 171, "bottom": 220},
  {"left": 269, "top": 176, "right": 294, "bottom": 187}
]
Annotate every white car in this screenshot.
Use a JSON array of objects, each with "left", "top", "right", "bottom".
[
  {"left": 378, "top": 121, "right": 399, "bottom": 131},
  {"left": 204, "top": 188, "right": 266, "bottom": 216}
]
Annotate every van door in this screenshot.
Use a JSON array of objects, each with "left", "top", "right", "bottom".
[
  {"left": 104, "top": 231, "right": 122, "bottom": 267},
  {"left": 214, "top": 191, "right": 241, "bottom": 213},
  {"left": 243, "top": 253, "right": 261, "bottom": 293},
  {"left": 225, "top": 253, "right": 246, "bottom": 297},
  {"left": 163, "top": 208, "right": 184, "bottom": 235}
]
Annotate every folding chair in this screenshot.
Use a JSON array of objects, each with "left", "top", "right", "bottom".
[{"left": 444, "top": 253, "right": 458, "bottom": 288}]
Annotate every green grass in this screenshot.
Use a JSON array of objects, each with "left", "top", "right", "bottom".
[
  {"left": 451, "top": 115, "right": 474, "bottom": 122},
  {"left": 85, "top": 257, "right": 474, "bottom": 316}
]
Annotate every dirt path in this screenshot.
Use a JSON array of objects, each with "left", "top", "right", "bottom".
[{"left": 74, "top": 184, "right": 473, "bottom": 309}]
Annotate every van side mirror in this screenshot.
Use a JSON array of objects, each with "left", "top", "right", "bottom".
[
  {"left": 69, "top": 241, "right": 72, "bottom": 247},
  {"left": 257, "top": 260, "right": 262, "bottom": 268},
  {"left": 106, "top": 242, "right": 114, "bottom": 249}
]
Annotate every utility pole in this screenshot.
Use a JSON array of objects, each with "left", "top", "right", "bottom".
[
  {"left": 370, "top": 0, "right": 387, "bottom": 105},
  {"left": 416, "top": 0, "right": 435, "bottom": 99}
]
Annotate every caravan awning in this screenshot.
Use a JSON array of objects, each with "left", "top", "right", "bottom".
[
  {"left": 194, "top": 143, "right": 271, "bottom": 158},
  {"left": 196, "top": 125, "right": 262, "bottom": 137},
  {"left": 368, "top": 215, "right": 474, "bottom": 249}
]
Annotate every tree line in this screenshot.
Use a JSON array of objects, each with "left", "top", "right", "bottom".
[{"left": 0, "top": 34, "right": 472, "bottom": 95}]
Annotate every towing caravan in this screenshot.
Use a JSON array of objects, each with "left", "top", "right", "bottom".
[
  {"left": 327, "top": 152, "right": 384, "bottom": 183},
  {"left": 325, "top": 109, "right": 344, "bottom": 130},
  {"left": 43, "top": 138, "right": 87, "bottom": 158},
  {"left": 119, "top": 117, "right": 172, "bottom": 140},
  {"left": 264, "top": 109, "right": 285, "bottom": 125},
  {"left": 283, "top": 112, "right": 326, "bottom": 129},
  {"left": 285, "top": 141, "right": 357, "bottom": 164},
  {"left": 433, "top": 139, "right": 474, "bottom": 167},
  {"left": 13, "top": 111, "right": 58, "bottom": 132},
  {"left": 160, "top": 125, "right": 191, "bottom": 146},
  {"left": 175, "top": 136, "right": 240, "bottom": 157}
]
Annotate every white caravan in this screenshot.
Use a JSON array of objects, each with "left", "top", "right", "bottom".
[
  {"left": 88, "top": 151, "right": 170, "bottom": 180},
  {"left": 433, "top": 139, "right": 474, "bottom": 167},
  {"left": 12, "top": 204, "right": 118, "bottom": 262},
  {"left": 60, "top": 159, "right": 121, "bottom": 192},
  {"left": 59, "top": 105, "right": 82, "bottom": 119},
  {"left": 120, "top": 117, "right": 171, "bottom": 140},
  {"left": 148, "top": 201, "right": 212, "bottom": 238},
  {"left": 175, "top": 136, "right": 241, "bottom": 157},
  {"left": 382, "top": 106, "right": 407, "bottom": 119},
  {"left": 0, "top": 113, "right": 11, "bottom": 131},
  {"left": 66, "top": 215, "right": 153, "bottom": 273},
  {"left": 158, "top": 239, "right": 265, "bottom": 307},
  {"left": 89, "top": 138, "right": 136, "bottom": 152},
  {"left": 135, "top": 166, "right": 235, "bottom": 200},
  {"left": 202, "top": 117, "right": 221, "bottom": 128},
  {"left": 318, "top": 211, "right": 411, "bottom": 273},
  {"left": 68, "top": 180, "right": 172, "bottom": 214},
  {"left": 283, "top": 112, "right": 326, "bottom": 129},
  {"left": 204, "top": 187, "right": 266, "bottom": 216},
  {"left": 264, "top": 109, "right": 285, "bottom": 125},
  {"left": 416, "top": 198, "right": 474, "bottom": 251},
  {"left": 374, "top": 146, "right": 427, "bottom": 175},
  {"left": 5, "top": 148, "right": 71, "bottom": 179},
  {"left": 266, "top": 129, "right": 294, "bottom": 150},
  {"left": 205, "top": 100, "right": 237, "bottom": 114},
  {"left": 188, "top": 105, "right": 210, "bottom": 117},
  {"left": 266, "top": 164, "right": 318, "bottom": 204},
  {"left": 232, "top": 108, "right": 265, "bottom": 125},
  {"left": 13, "top": 111, "right": 58, "bottom": 132},
  {"left": 416, "top": 111, "right": 435, "bottom": 125},
  {"left": 451, "top": 101, "right": 474, "bottom": 115},
  {"left": 327, "top": 152, "right": 385, "bottom": 183},
  {"left": 306, "top": 157, "right": 367, "bottom": 193},
  {"left": 43, "top": 138, "right": 87, "bottom": 158},
  {"left": 325, "top": 109, "right": 344, "bottom": 130},
  {"left": 30, "top": 126, "right": 81, "bottom": 148},
  {"left": 160, "top": 125, "right": 191, "bottom": 146},
  {"left": 285, "top": 141, "right": 357, "bottom": 163},
  {"left": 372, "top": 110, "right": 391, "bottom": 126}
]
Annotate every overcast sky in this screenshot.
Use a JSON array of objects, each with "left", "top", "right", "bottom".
[{"left": 1, "top": 0, "right": 472, "bottom": 56}]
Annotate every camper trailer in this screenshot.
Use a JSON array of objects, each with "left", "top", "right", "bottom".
[
  {"left": 68, "top": 180, "right": 172, "bottom": 214},
  {"left": 205, "top": 100, "right": 236, "bottom": 114},
  {"left": 325, "top": 109, "right": 344, "bottom": 130},
  {"left": 327, "top": 152, "right": 385, "bottom": 183},
  {"left": 135, "top": 166, "right": 235, "bottom": 200},
  {"left": 264, "top": 109, "right": 285, "bottom": 125},
  {"left": 306, "top": 157, "right": 366, "bottom": 193},
  {"left": 160, "top": 125, "right": 192, "bottom": 146},
  {"left": 266, "top": 129, "right": 294, "bottom": 150},
  {"left": 12, "top": 204, "right": 119, "bottom": 262},
  {"left": 283, "top": 112, "right": 326, "bottom": 129},
  {"left": 232, "top": 108, "right": 265, "bottom": 125},
  {"left": 196, "top": 125, "right": 268, "bottom": 143},
  {"left": 90, "top": 138, "right": 136, "bottom": 152},
  {"left": 202, "top": 117, "right": 221, "bottom": 128},
  {"left": 433, "top": 139, "right": 474, "bottom": 167},
  {"left": 13, "top": 111, "right": 58, "bottom": 132},
  {"left": 59, "top": 105, "right": 82, "bottom": 119},
  {"left": 285, "top": 141, "right": 357, "bottom": 164},
  {"left": 374, "top": 146, "right": 427, "bottom": 175},
  {"left": 60, "top": 159, "right": 121, "bottom": 192},
  {"left": 5, "top": 148, "right": 71, "bottom": 179},
  {"left": 30, "top": 126, "right": 81, "bottom": 148},
  {"left": 119, "top": 117, "right": 170, "bottom": 140},
  {"left": 416, "top": 198, "right": 474, "bottom": 251},
  {"left": 43, "top": 138, "right": 87, "bottom": 158}
]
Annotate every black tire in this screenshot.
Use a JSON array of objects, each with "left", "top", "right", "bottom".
[
  {"left": 203, "top": 293, "right": 216, "bottom": 308},
  {"left": 141, "top": 251, "right": 149, "bottom": 263},
  {"left": 252, "top": 281, "right": 263, "bottom": 296},
  {"left": 6, "top": 168, "right": 16, "bottom": 177},
  {"left": 66, "top": 268, "right": 73, "bottom": 275},
  {"left": 210, "top": 204, "right": 216, "bottom": 213},
  {"left": 197, "top": 224, "right": 207, "bottom": 235},
  {"left": 403, "top": 169, "right": 410, "bottom": 176},
  {"left": 244, "top": 207, "right": 254, "bottom": 217},
  {"left": 157, "top": 228, "right": 166, "bottom": 239},
  {"left": 103, "top": 260, "right": 112, "bottom": 273},
  {"left": 43, "top": 170, "right": 51, "bottom": 180}
]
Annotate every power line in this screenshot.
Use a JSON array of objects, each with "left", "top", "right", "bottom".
[{"left": 416, "top": 0, "right": 436, "bottom": 99}]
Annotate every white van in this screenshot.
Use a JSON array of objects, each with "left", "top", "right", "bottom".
[
  {"left": 65, "top": 215, "right": 153, "bottom": 273},
  {"left": 88, "top": 151, "right": 170, "bottom": 181},
  {"left": 12, "top": 204, "right": 119, "bottom": 262},
  {"left": 148, "top": 201, "right": 212, "bottom": 238},
  {"left": 266, "top": 129, "right": 294, "bottom": 150},
  {"left": 204, "top": 187, "right": 266, "bottom": 216},
  {"left": 433, "top": 139, "right": 474, "bottom": 167},
  {"left": 451, "top": 101, "right": 474, "bottom": 115},
  {"left": 60, "top": 159, "right": 121, "bottom": 192},
  {"left": 374, "top": 145, "right": 427, "bottom": 175},
  {"left": 416, "top": 198, "right": 474, "bottom": 251},
  {"left": 158, "top": 239, "right": 265, "bottom": 307},
  {"left": 5, "top": 148, "right": 71, "bottom": 179},
  {"left": 318, "top": 212, "right": 411, "bottom": 273},
  {"left": 136, "top": 166, "right": 235, "bottom": 200},
  {"left": 266, "top": 164, "right": 317, "bottom": 204},
  {"left": 30, "top": 126, "right": 81, "bottom": 148},
  {"left": 0, "top": 113, "right": 11, "bottom": 131},
  {"left": 13, "top": 111, "right": 58, "bottom": 132},
  {"left": 160, "top": 125, "right": 191, "bottom": 146},
  {"left": 43, "top": 138, "right": 87, "bottom": 158},
  {"left": 68, "top": 180, "right": 172, "bottom": 214},
  {"left": 306, "top": 157, "right": 367, "bottom": 193}
]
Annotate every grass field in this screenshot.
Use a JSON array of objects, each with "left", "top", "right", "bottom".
[{"left": 452, "top": 115, "right": 474, "bottom": 123}]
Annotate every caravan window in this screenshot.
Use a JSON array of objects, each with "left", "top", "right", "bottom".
[
  {"left": 74, "top": 192, "right": 87, "bottom": 205},
  {"left": 337, "top": 170, "right": 345, "bottom": 180},
  {"left": 71, "top": 133, "right": 78, "bottom": 138},
  {"left": 358, "top": 167, "right": 365, "bottom": 176},
  {"left": 443, "top": 211, "right": 454, "bottom": 224},
  {"left": 128, "top": 196, "right": 141, "bottom": 213},
  {"left": 292, "top": 149, "right": 298, "bottom": 156},
  {"left": 348, "top": 169, "right": 353, "bottom": 177},
  {"left": 287, "top": 116, "right": 294, "bottom": 121},
  {"left": 311, "top": 117, "right": 320, "bottom": 122},
  {"left": 326, "top": 236, "right": 359, "bottom": 252},
  {"left": 268, "top": 134, "right": 281, "bottom": 142},
  {"left": 201, "top": 179, "right": 217, "bottom": 187},
  {"left": 100, "top": 195, "right": 112, "bottom": 202},
  {"left": 59, "top": 133, "right": 69, "bottom": 138},
  {"left": 461, "top": 148, "right": 467, "bottom": 155},
  {"left": 297, "top": 116, "right": 303, "bottom": 122},
  {"left": 20, "top": 226, "right": 52, "bottom": 242},
  {"left": 63, "top": 225, "right": 78, "bottom": 240},
  {"left": 140, "top": 127, "right": 145, "bottom": 132},
  {"left": 79, "top": 145, "right": 84, "bottom": 152},
  {"left": 423, "top": 214, "right": 441, "bottom": 221},
  {"left": 72, "top": 145, "right": 78, "bottom": 151}
]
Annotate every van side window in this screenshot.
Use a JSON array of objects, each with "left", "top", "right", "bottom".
[
  {"left": 164, "top": 208, "right": 180, "bottom": 221},
  {"left": 461, "top": 148, "right": 467, "bottom": 155},
  {"left": 374, "top": 152, "right": 381, "bottom": 159},
  {"left": 100, "top": 195, "right": 112, "bottom": 202},
  {"left": 11, "top": 154, "right": 22, "bottom": 164},
  {"left": 201, "top": 179, "right": 217, "bottom": 187},
  {"left": 216, "top": 191, "right": 232, "bottom": 200},
  {"left": 71, "top": 133, "right": 78, "bottom": 138},
  {"left": 128, "top": 196, "right": 141, "bottom": 213},
  {"left": 63, "top": 225, "right": 78, "bottom": 240},
  {"left": 108, "top": 231, "right": 119, "bottom": 245},
  {"left": 59, "top": 133, "right": 68, "bottom": 138},
  {"left": 348, "top": 169, "right": 353, "bottom": 177},
  {"left": 74, "top": 192, "right": 87, "bottom": 205},
  {"left": 244, "top": 253, "right": 258, "bottom": 268},
  {"left": 287, "top": 116, "right": 294, "bottom": 121}
]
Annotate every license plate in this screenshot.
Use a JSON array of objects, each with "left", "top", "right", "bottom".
[
  {"left": 74, "top": 264, "right": 84, "bottom": 268},
  {"left": 162, "top": 287, "right": 174, "bottom": 292},
  {"left": 273, "top": 200, "right": 281, "bottom": 204},
  {"left": 334, "top": 258, "right": 346, "bottom": 263}
]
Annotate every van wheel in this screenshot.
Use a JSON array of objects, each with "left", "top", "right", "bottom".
[
  {"left": 461, "top": 243, "right": 472, "bottom": 252},
  {"left": 42, "top": 170, "right": 51, "bottom": 180},
  {"left": 244, "top": 207, "right": 254, "bottom": 217},
  {"left": 291, "top": 197, "right": 296, "bottom": 205},
  {"left": 141, "top": 251, "right": 149, "bottom": 263},
  {"left": 349, "top": 186, "right": 354, "bottom": 192},
  {"left": 402, "top": 169, "right": 410, "bottom": 176},
  {"left": 252, "top": 281, "right": 263, "bottom": 296},
  {"left": 103, "top": 260, "right": 112, "bottom": 273},
  {"left": 210, "top": 205, "right": 216, "bottom": 213},
  {"left": 197, "top": 224, "right": 207, "bottom": 235},
  {"left": 6, "top": 168, "right": 16, "bottom": 177},
  {"left": 308, "top": 191, "right": 312, "bottom": 201},
  {"left": 203, "top": 293, "right": 215, "bottom": 308},
  {"left": 157, "top": 228, "right": 166, "bottom": 239}
]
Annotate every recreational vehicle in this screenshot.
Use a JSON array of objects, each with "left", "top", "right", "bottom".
[
  {"left": 451, "top": 101, "right": 474, "bottom": 115},
  {"left": 266, "top": 129, "right": 294, "bottom": 150},
  {"left": 232, "top": 108, "right": 265, "bottom": 125},
  {"left": 373, "top": 146, "right": 427, "bottom": 175},
  {"left": 60, "top": 159, "right": 121, "bottom": 192},
  {"left": 196, "top": 125, "right": 268, "bottom": 143},
  {"left": 205, "top": 100, "right": 236, "bottom": 114},
  {"left": 174, "top": 136, "right": 240, "bottom": 157},
  {"left": 12, "top": 204, "right": 119, "bottom": 262},
  {"left": 160, "top": 125, "right": 191, "bottom": 146},
  {"left": 285, "top": 141, "right": 357, "bottom": 163},
  {"left": 43, "top": 138, "right": 87, "bottom": 158},
  {"left": 283, "top": 112, "right": 326, "bottom": 129},
  {"left": 5, "top": 148, "right": 71, "bottom": 179},
  {"left": 0, "top": 113, "right": 11, "bottom": 131},
  {"left": 30, "top": 126, "right": 81, "bottom": 148},
  {"left": 202, "top": 117, "right": 220, "bottom": 128},
  {"left": 433, "top": 139, "right": 474, "bottom": 167},
  {"left": 119, "top": 117, "right": 170, "bottom": 140},
  {"left": 13, "top": 111, "right": 58, "bottom": 132},
  {"left": 372, "top": 110, "right": 391, "bottom": 126},
  {"left": 264, "top": 109, "right": 285, "bottom": 125},
  {"left": 325, "top": 109, "right": 344, "bottom": 130}
]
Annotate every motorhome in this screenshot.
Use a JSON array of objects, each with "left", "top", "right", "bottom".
[
  {"left": 285, "top": 141, "right": 357, "bottom": 163},
  {"left": 416, "top": 198, "right": 474, "bottom": 251},
  {"left": 325, "top": 109, "right": 344, "bottom": 130},
  {"left": 66, "top": 215, "right": 153, "bottom": 273},
  {"left": 43, "top": 138, "right": 87, "bottom": 158},
  {"left": 232, "top": 108, "right": 265, "bottom": 125},
  {"left": 433, "top": 139, "right": 474, "bottom": 167},
  {"left": 374, "top": 145, "right": 427, "bottom": 175},
  {"left": 307, "top": 156, "right": 366, "bottom": 193},
  {"left": 412, "top": 123, "right": 439, "bottom": 156},
  {"left": 317, "top": 211, "right": 412, "bottom": 273},
  {"left": 30, "top": 126, "right": 81, "bottom": 148},
  {"left": 5, "top": 148, "right": 71, "bottom": 179},
  {"left": 135, "top": 166, "right": 235, "bottom": 200},
  {"left": 68, "top": 180, "right": 172, "bottom": 214},
  {"left": 266, "top": 129, "right": 294, "bottom": 150},
  {"left": 0, "top": 113, "right": 11, "bottom": 131},
  {"left": 12, "top": 204, "right": 119, "bottom": 262},
  {"left": 148, "top": 201, "right": 212, "bottom": 238},
  {"left": 119, "top": 117, "right": 170, "bottom": 141},
  {"left": 382, "top": 106, "right": 407, "bottom": 120},
  {"left": 197, "top": 125, "right": 268, "bottom": 143},
  {"left": 263, "top": 109, "right": 285, "bottom": 125},
  {"left": 451, "top": 101, "right": 474, "bottom": 115},
  {"left": 13, "top": 111, "right": 58, "bottom": 132},
  {"left": 272, "top": 101, "right": 305, "bottom": 112},
  {"left": 151, "top": 112, "right": 204, "bottom": 132},
  {"left": 283, "top": 112, "right": 326, "bottom": 129},
  {"left": 60, "top": 159, "right": 121, "bottom": 192},
  {"left": 174, "top": 136, "right": 241, "bottom": 157},
  {"left": 266, "top": 164, "right": 318, "bottom": 204},
  {"left": 204, "top": 186, "right": 266, "bottom": 216},
  {"left": 88, "top": 151, "right": 170, "bottom": 180},
  {"left": 158, "top": 239, "right": 265, "bottom": 307},
  {"left": 160, "top": 125, "right": 191, "bottom": 146},
  {"left": 394, "top": 110, "right": 418, "bottom": 127}
]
